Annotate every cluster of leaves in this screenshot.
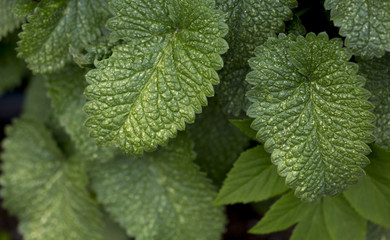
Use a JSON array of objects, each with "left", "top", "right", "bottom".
[{"left": 0, "top": 0, "right": 389, "bottom": 240}]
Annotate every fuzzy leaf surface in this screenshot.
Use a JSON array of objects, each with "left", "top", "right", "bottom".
[
  {"left": 17, "top": 0, "right": 110, "bottom": 73},
  {"left": 215, "top": 0, "right": 297, "bottom": 116},
  {"left": 0, "top": 0, "right": 23, "bottom": 40},
  {"left": 358, "top": 53, "right": 390, "bottom": 149},
  {"left": 0, "top": 118, "right": 104, "bottom": 240},
  {"left": 215, "top": 146, "right": 287, "bottom": 205},
  {"left": 84, "top": 0, "right": 228, "bottom": 154},
  {"left": 247, "top": 33, "right": 375, "bottom": 201},
  {"left": 91, "top": 133, "right": 225, "bottom": 240},
  {"left": 324, "top": 0, "right": 390, "bottom": 58},
  {"left": 344, "top": 145, "right": 390, "bottom": 229}
]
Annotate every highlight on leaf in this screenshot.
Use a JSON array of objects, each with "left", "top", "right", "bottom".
[{"left": 246, "top": 32, "right": 375, "bottom": 201}]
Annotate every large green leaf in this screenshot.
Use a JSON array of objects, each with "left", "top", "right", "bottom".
[
  {"left": 0, "top": 118, "right": 104, "bottom": 240},
  {"left": 358, "top": 53, "right": 390, "bottom": 149},
  {"left": 188, "top": 97, "right": 250, "bottom": 185},
  {"left": 84, "top": 0, "right": 228, "bottom": 154},
  {"left": 17, "top": 0, "right": 110, "bottom": 73},
  {"left": 215, "top": 0, "right": 297, "bottom": 116},
  {"left": 0, "top": 0, "right": 23, "bottom": 40},
  {"left": 246, "top": 32, "right": 375, "bottom": 201},
  {"left": 324, "top": 0, "right": 390, "bottom": 58},
  {"left": 91, "top": 133, "right": 225, "bottom": 240},
  {"left": 215, "top": 146, "right": 287, "bottom": 205},
  {"left": 344, "top": 145, "right": 390, "bottom": 229}
]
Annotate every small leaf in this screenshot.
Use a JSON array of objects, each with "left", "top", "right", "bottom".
[
  {"left": 17, "top": 0, "right": 110, "bottom": 73},
  {"left": 229, "top": 118, "right": 258, "bottom": 142},
  {"left": 0, "top": 118, "right": 104, "bottom": 240},
  {"left": 324, "top": 0, "right": 390, "bottom": 58},
  {"left": 84, "top": 0, "right": 228, "bottom": 154},
  {"left": 91, "top": 133, "right": 226, "bottom": 240},
  {"left": 215, "top": 146, "right": 287, "bottom": 205},
  {"left": 0, "top": 0, "right": 23, "bottom": 40},
  {"left": 247, "top": 32, "right": 375, "bottom": 201},
  {"left": 344, "top": 145, "right": 390, "bottom": 229}
]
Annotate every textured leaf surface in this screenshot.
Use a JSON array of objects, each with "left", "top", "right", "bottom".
[
  {"left": 85, "top": 0, "right": 228, "bottom": 154},
  {"left": 215, "top": 146, "right": 287, "bottom": 205},
  {"left": 91, "top": 133, "right": 225, "bottom": 240},
  {"left": 45, "top": 64, "right": 114, "bottom": 161},
  {"left": 17, "top": 0, "right": 110, "bottom": 73},
  {"left": 215, "top": 0, "right": 297, "bottom": 116},
  {"left": 188, "top": 97, "right": 249, "bottom": 185},
  {"left": 344, "top": 145, "right": 390, "bottom": 229},
  {"left": 324, "top": 0, "right": 390, "bottom": 58},
  {"left": 358, "top": 53, "right": 390, "bottom": 149},
  {"left": 247, "top": 32, "right": 375, "bottom": 201},
  {"left": 0, "top": 0, "right": 23, "bottom": 40},
  {"left": 0, "top": 118, "right": 104, "bottom": 240}
]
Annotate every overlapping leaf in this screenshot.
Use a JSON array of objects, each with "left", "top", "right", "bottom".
[
  {"left": 17, "top": 0, "right": 110, "bottom": 73},
  {"left": 84, "top": 0, "right": 228, "bottom": 154},
  {"left": 0, "top": 118, "right": 104, "bottom": 240},
  {"left": 0, "top": 0, "right": 23, "bottom": 40},
  {"left": 358, "top": 53, "right": 390, "bottom": 149},
  {"left": 215, "top": 0, "right": 297, "bottom": 116},
  {"left": 324, "top": 0, "right": 390, "bottom": 58},
  {"left": 247, "top": 33, "right": 375, "bottom": 201},
  {"left": 91, "top": 133, "right": 225, "bottom": 240}
]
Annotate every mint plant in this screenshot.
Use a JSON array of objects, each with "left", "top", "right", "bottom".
[{"left": 0, "top": 0, "right": 389, "bottom": 240}]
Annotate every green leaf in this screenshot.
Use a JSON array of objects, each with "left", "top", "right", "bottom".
[
  {"left": 250, "top": 191, "right": 314, "bottom": 234},
  {"left": 216, "top": 0, "right": 297, "bottom": 116},
  {"left": 0, "top": 118, "right": 104, "bottom": 240},
  {"left": 215, "top": 146, "right": 287, "bottom": 205},
  {"left": 324, "top": 0, "right": 390, "bottom": 58},
  {"left": 91, "top": 133, "right": 225, "bottom": 240},
  {"left": 0, "top": 0, "right": 23, "bottom": 40},
  {"left": 366, "top": 222, "right": 390, "bottom": 240},
  {"left": 188, "top": 97, "right": 250, "bottom": 185},
  {"left": 84, "top": 0, "right": 228, "bottom": 154},
  {"left": 17, "top": 0, "right": 110, "bottom": 73},
  {"left": 358, "top": 53, "right": 390, "bottom": 149},
  {"left": 229, "top": 118, "right": 258, "bottom": 142},
  {"left": 246, "top": 32, "right": 375, "bottom": 201},
  {"left": 344, "top": 145, "right": 390, "bottom": 229},
  {"left": 45, "top": 64, "right": 114, "bottom": 161},
  {"left": 13, "top": 0, "right": 38, "bottom": 17},
  {"left": 286, "top": 15, "right": 306, "bottom": 36}
]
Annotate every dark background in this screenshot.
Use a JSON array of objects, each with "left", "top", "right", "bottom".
[{"left": 0, "top": 0, "right": 339, "bottom": 239}]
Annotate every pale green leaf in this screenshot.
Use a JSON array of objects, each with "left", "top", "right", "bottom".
[
  {"left": 247, "top": 32, "right": 375, "bottom": 201},
  {"left": 367, "top": 222, "right": 390, "bottom": 240},
  {"left": 17, "top": 0, "right": 110, "bottom": 73},
  {"left": 0, "top": 0, "right": 23, "bottom": 40},
  {"left": 344, "top": 145, "right": 390, "bottom": 229},
  {"left": 249, "top": 191, "right": 314, "bottom": 234},
  {"left": 358, "top": 53, "right": 390, "bottom": 149},
  {"left": 91, "top": 133, "right": 225, "bottom": 240},
  {"left": 324, "top": 0, "right": 390, "bottom": 58},
  {"left": 84, "top": 0, "right": 228, "bottom": 154},
  {"left": 215, "top": 146, "right": 288, "bottom": 205},
  {"left": 0, "top": 118, "right": 104, "bottom": 240},
  {"left": 188, "top": 97, "right": 250, "bottom": 185},
  {"left": 216, "top": 0, "right": 297, "bottom": 116}
]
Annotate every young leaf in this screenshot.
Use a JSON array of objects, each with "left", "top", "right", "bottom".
[
  {"left": 215, "top": 146, "right": 287, "bottom": 205},
  {"left": 344, "top": 145, "right": 390, "bottom": 229},
  {"left": 91, "top": 133, "right": 225, "bottom": 240},
  {"left": 246, "top": 32, "right": 375, "bottom": 201},
  {"left": 188, "top": 97, "right": 250, "bottom": 185},
  {"left": 84, "top": 0, "right": 228, "bottom": 154},
  {"left": 0, "top": 0, "right": 23, "bottom": 40},
  {"left": 229, "top": 118, "right": 258, "bottom": 142},
  {"left": 215, "top": 0, "right": 297, "bottom": 116},
  {"left": 324, "top": 0, "right": 390, "bottom": 58},
  {"left": 17, "top": 0, "right": 110, "bottom": 73},
  {"left": 0, "top": 118, "right": 104, "bottom": 240},
  {"left": 358, "top": 53, "right": 390, "bottom": 149}
]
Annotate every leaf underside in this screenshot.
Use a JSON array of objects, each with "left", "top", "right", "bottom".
[
  {"left": 17, "top": 0, "right": 110, "bottom": 73},
  {"left": 247, "top": 32, "right": 375, "bottom": 201},
  {"left": 324, "top": 0, "right": 390, "bottom": 58},
  {"left": 215, "top": 0, "right": 297, "bottom": 116},
  {"left": 84, "top": 0, "right": 228, "bottom": 154},
  {"left": 91, "top": 133, "right": 226, "bottom": 240}
]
